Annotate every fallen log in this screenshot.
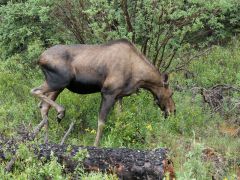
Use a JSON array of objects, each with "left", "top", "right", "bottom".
[
  {"left": 0, "top": 119, "right": 175, "bottom": 179},
  {"left": 39, "top": 144, "right": 175, "bottom": 179},
  {"left": 0, "top": 139, "right": 175, "bottom": 179}
]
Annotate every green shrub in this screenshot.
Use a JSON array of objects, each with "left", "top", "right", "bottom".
[
  {"left": 0, "top": 143, "right": 66, "bottom": 179},
  {"left": 189, "top": 39, "right": 240, "bottom": 87},
  {"left": 177, "top": 142, "right": 213, "bottom": 180}
]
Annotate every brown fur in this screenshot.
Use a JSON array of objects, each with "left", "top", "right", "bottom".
[{"left": 31, "top": 39, "right": 176, "bottom": 146}]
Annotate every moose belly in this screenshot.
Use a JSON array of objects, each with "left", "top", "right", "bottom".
[{"left": 67, "top": 76, "right": 102, "bottom": 94}]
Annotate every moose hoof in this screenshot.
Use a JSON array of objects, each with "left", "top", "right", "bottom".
[
  {"left": 38, "top": 102, "right": 43, "bottom": 109},
  {"left": 57, "top": 116, "right": 62, "bottom": 123},
  {"left": 57, "top": 111, "right": 65, "bottom": 123},
  {"left": 44, "top": 136, "right": 49, "bottom": 144}
]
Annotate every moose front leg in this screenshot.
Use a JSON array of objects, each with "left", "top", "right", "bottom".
[
  {"left": 94, "top": 94, "right": 116, "bottom": 147},
  {"left": 116, "top": 97, "right": 123, "bottom": 114}
]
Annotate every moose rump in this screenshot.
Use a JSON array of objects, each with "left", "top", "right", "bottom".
[{"left": 40, "top": 45, "right": 107, "bottom": 94}]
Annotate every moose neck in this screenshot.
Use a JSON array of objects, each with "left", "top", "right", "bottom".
[
  {"left": 132, "top": 51, "right": 165, "bottom": 97},
  {"left": 138, "top": 66, "right": 164, "bottom": 97},
  {"left": 141, "top": 81, "right": 162, "bottom": 98}
]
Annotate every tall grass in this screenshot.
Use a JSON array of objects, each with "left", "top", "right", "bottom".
[{"left": 0, "top": 40, "right": 239, "bottom": 178}]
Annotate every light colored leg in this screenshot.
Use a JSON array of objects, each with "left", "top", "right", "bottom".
[
  {"left": 94, "top": 94, "right": 116, "bottom": 147},
  {"left": 94, "top": 120, "right": 105, "bottom": 147},
  {"left": 39, "top": 91, "right": 62, "bottom": 143},
  {"left": 116, "top": 97, "right": 123, "bottom": 114},
  {"left": 31, "top": 84, "right": 65, "bottom": 119}
]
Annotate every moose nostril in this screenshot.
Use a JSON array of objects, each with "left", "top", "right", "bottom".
[{"left": 164, "top": 112, "right": 168, "bottom": 119}]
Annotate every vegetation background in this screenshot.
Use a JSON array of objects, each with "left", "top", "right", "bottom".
[{"left": 0, "top": 0, "right": 239, "bottom": 179}]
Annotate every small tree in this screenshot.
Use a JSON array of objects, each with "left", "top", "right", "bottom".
[{"left": 53, "top": 0, "right": 240, "bottom": 72}]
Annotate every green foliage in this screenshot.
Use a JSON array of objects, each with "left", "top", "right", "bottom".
[
  {"left": 104, "top": 91, "right": 159, "bottom": 148},
  {"left": 73, "top": 149, "right": 89, "bottom": 162},
  {"left": 37, "top": 152, "right": 64, "bottom": 180},
  {"left": 72, "top": 149, "right": 88, "bottom": 178},
  {"left": 1, "top": 0, "right": 240, "bottom": 72},
  {"left": 163, "top": 94, "right": 211, "bottom": 135},
  {"left": 1, "top": 36, "right": 239, "bottom": 176},
  {"left": 0, "top": 53, "right": 238, "bottom": 178},
  {"left": 72, "top": 149, "right": 118, "bottom": 179},
  {"left": 0, "top": 143, "right": 66, "bottom": 179},
  {"left": 80, "top": 172, "right": 118, "bottom": 180},
  {"left": 53, "top": 0, "right": 240, "bottom": 71},
  {"left": 0, "top": 0, "right": 239, "bottom": 178},
  {"left": 102, "top": 90, "right": 217, "bottom": 149},
  {"left": 0, "top": 0, "right": 67, "bottom": 66},
  {"left": 178, "top": 142, "right": 213, "bottom": 180},
  {"left": 189, "top": 39, "right": 240, "bottom": 87}
]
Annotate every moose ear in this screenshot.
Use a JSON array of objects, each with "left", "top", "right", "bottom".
[
  {"left": 162, "top": 73, "right": 169, "bottom": 88},
  {"left": 162, "top": 73, "right": 169, "bottom": 83}
]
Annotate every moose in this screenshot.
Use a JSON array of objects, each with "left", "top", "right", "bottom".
[{"left": 31, "top": 39, "right": 176, "bottom": 146}]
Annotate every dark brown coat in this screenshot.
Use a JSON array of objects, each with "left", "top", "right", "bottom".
[{"left": 31, "top": 39, "right": 175, "bottom": 146}]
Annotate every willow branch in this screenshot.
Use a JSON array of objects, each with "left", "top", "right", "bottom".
[{"left": 60, "top": 122, "right": 75, "bottom": 145}]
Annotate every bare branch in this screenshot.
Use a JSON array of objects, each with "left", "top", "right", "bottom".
[
  {"left": 55, "top": 1, "right": 85, "bottom": 43},
  {"left": 60, "top": 122, "right": 75, "bottom": 145},
  {"left": 210, "top": 84, "right": 240, "bottom": 92},
  {"left": 163, "top": 32, "right": 188, "bottom": 72},
  {"left": 30, "top": 118, "right": 48, "bottom": 140},
  {"left": 163, "top": 47, "right": 178, "bottom": 72},
  {"left": 5, "top": 156, "right": 17, "bottom": 172},
  {"left": 154, "top": 31, "right": 173, "bottom": 67},
  {"left": 157, "top": 42, "right": 167, "bottom": 68},
  {"left": 200, "top": 84, "right": 240, "bottom": 114},
  {"left": 174, "top": 47, "right": 213, "bottom": 72},
  {"left": 120, "top": 0, "right": 134, "bottom": 42},
  {"left": 152, "top": 6, "right": 165, "bottom": 65},
  {"left": 141, "top": 38, "right": 149, "bottom": 55}
]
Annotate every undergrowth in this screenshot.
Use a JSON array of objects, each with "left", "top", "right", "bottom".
[{"left": 0, "top": 40, "right": 239, "bottom": 179}]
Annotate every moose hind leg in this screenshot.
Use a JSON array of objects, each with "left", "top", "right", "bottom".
[
  {"left": 31, "top": 83, "right": 65, "bottom": 119},
  {"left": 94, "top": 94, "right": 116, "bottom": 147},
  {"left": 38, "top": 92, "right": 49, "bottom": 108},
  {"left": 40, "top": 91, "right": 62, "bottom": 143}
]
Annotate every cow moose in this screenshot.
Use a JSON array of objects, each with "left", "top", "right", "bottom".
[{"left": 31, "top": 39, "right": 176, "bottom": 146}]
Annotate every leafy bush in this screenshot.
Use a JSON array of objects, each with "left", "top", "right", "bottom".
[
  {"left": 0, "top": 0, "right": 239, "bottom": 178},
  {"left": 53, "top": 0, "right": 240, "bottom": 71},
  {"left": 177, "top": 142, "right": 213, "bottom": 180},
  {"left": 189, "top": 39, "right": 240, "bottom": 87},
  {"left": 0, "top": 0, "right": 68, "bottom": 65},
  {"left": 0, "top": 143, "right": 66, "bottom": 179}
]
